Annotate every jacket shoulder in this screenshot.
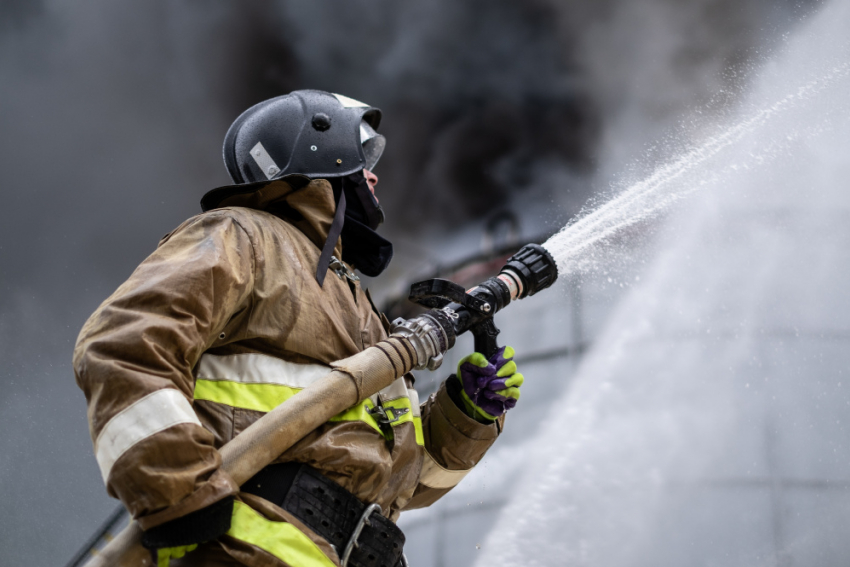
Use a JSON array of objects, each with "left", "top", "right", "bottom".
[{"left": 158, "top": 207, "right": 292, "bottom": 248}]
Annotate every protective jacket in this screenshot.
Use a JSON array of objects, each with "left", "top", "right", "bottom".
[{"left": 73, "top": 179, "right": 503, "bottom": 567}]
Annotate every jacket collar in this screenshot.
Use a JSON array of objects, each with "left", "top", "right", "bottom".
[{"left": 212, "top": 179, "right": 343, "bottom": 257}]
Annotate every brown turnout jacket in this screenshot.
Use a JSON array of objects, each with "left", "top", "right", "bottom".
[{"left": 74, "top": 179, "right": 502, "bottom": 566}]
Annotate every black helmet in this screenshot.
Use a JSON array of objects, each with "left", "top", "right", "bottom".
[
  {"left": 222, "top": 90, "right": 385, "bottom": 184},
  {"left": 205, "top": 90, "right": 392, "bottom": 286}
]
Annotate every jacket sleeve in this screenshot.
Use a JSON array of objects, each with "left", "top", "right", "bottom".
[
  {"left": 403, "top": 377, "right": 504, "bottom": 510},
  {"left": 73, "top": 211, "right": 255, "bottom": 531}
]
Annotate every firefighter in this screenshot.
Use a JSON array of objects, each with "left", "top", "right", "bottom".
[{"left": 73, "top": 90, "right": 524, "bottom": 567}]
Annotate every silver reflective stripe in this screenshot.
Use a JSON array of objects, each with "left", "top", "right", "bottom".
[
  {"left": 332, "top": 93, "right": 368, "bottom": 108},
  {"left": 407, "top": 386, "right": 421, "bottom": 418},
  {"left": 249, "top": 141, "right": 281, "bottom": 180},
  {"left": 419, "top": 450, "right": 472, "bottom": 490},
  {"left": 377, "top": 376, "right": 408, "bottom": 403},
  {"left": 196, "top": 353, "right": 331, "bottom": 388},
  {"left": 95, "top": 389, "right": 200, "bottom": 483}
]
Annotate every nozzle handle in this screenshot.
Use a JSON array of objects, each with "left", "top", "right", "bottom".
[{"left": 471, "top": 318, "right": 500, "bottom": 359}]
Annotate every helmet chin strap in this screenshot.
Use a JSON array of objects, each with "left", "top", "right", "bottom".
[{"left": 315, "top": 190, "right": 347, "bottom": 287}]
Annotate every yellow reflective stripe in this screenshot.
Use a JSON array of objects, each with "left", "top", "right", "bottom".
[
  {"left": 413, "top": 416, "right": 424, "bottom": 446},
  {"left": 194, "top": 379, "right": 384, "bottom": 434},
  {"left": 382, "top": 398, "right": 425, "bottom": 446},
  {"left": 328, "top": 398, "right": 382, "bottom": 434},
  {"left": 194, "top": 379, "right": 298, "bottom": 413},
  {"left": 227, "top": 501, "right": 336, "bottom": 567}
]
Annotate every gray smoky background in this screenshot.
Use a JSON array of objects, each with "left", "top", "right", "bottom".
[{"left": 0, "top": 1, "right": 814, "bottom": 564}]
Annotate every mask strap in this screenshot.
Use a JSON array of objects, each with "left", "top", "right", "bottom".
[{"left": 315, "top": 190, "right": 347, "bottom": 287}]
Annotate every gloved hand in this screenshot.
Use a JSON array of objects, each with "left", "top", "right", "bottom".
[
  {"left": 154, "top": 545, "right": 198, "bottom": 567},
  {"left": 455, "top": 346, "right": 523, "bottom": 422}
]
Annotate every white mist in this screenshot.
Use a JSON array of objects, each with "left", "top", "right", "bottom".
[{"left": 476, "top": 1, "right": 850, "bottom": 566}]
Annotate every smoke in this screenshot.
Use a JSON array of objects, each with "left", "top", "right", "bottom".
[
  {"left": 277, "top": 0, "right": 598, "bottom": 228},
  {"left": 0, "top": 0, "right": 818, "bottom": 564},
  {"left": 552, "top": 0, "right": 817, "bottom": 189}
]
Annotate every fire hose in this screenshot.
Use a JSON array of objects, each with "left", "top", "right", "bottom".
[{"left": 78, "top": 243, "right": 557, "bottom": 567}]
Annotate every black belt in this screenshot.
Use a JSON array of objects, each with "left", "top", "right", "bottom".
[{"left": 241, "top": 463, "right": 406, "bottom": 567}]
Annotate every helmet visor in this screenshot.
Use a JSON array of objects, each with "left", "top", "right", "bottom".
[{"left": 360, "top": 121, "right": 386, "bottom": 171}]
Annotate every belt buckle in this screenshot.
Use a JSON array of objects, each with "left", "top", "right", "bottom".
[{"left": 340, "top": 503, "right": 382, "bottom": 567}]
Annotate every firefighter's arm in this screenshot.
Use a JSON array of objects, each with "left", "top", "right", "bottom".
[
  {"left": 403, "top": 382, "right": 503, "bottom": 509},
  {"left": 402, "top": 347, "right": 522, "bottom": 509},
  {"left": 73, "top": 210, "right": 256, "bottom": 546}
]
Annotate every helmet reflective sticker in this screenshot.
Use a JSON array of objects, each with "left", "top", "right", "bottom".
[
  {"left": 359, "top": 121, "right": 386, "bottom": 170},
  {"left": 332, "top": 93, "right": 369, "bottom": 108},
  {"left": 360, "top": 121, "right": 378, "bottom": 144},
  {"left": 249, "top": 141, "right": 281, "bottom": 180}
]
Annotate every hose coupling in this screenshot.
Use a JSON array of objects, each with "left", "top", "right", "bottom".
[{"left": 390, "top": 313, "right": 453, "bottom": 371}]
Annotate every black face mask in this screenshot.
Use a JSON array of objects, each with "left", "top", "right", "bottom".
[
  {"left": 324, "top": 172, "right": 393, "bottom": 278},
  {"left": 340, "top": 218, "right": 393, "bottom": 277},
  {"left": 341, "top": 170, "right": 385, "bottom": 230}
]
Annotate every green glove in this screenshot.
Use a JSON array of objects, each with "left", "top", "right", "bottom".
[
  {"left": 155, "top": 544, "right": 198, "bottom": 567},
  {"left": 456, "top": 346, "right": 523, "bottom": 421}
]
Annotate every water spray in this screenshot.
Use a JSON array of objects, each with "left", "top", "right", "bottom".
[{"left": 391, "top": 60, "right": 850, "bottom": 367}]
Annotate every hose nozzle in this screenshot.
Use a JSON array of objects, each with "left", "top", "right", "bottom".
[
  {"left": 405, "top": 242, "right": 559, "bottom": 359},
  {"left": 498, "top": 243, "right": 559, "bottom": 300}
]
